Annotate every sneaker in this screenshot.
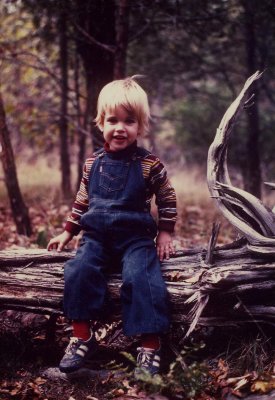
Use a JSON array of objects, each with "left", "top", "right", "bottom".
[
  {"left": 134, "top": 347, "right": 161, "bottom": 378},
  {"left": 59, "top": 336, "right": 98, "bottom": 373}
]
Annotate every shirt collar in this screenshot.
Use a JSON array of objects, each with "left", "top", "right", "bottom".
[{"left": 103, "top": 141, "right": 138, "bottom": 159}]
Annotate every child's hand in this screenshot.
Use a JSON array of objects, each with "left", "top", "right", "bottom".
[
  {"left": 47, "top": 230, "right": 73, "bottom": 252},
  {"left": 73, "top": 231, "right": 83, "bottom": 249},
  {"left": 156, "top": 230, "right": 175, "bottom": 261}
]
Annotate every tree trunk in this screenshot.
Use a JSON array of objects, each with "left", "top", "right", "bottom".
[
  {"left": 73, "top": 52, "right": 87, "bottom": 190},
  {"left": 74, "top": 0, "right": 116, "bottom": 151},
  {"left": 0, "top": 92, "right": 32, "bottom": 236},
  {"left": 59, "top": 7, "right": 72, "bottom": 199},
  {"left": 114, "top": 0, "right": 130, "bottom": 79},
  {"left": 242, "top": 0, "right": 262, "bottom": 198}
]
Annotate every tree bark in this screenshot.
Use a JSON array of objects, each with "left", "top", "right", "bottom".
[
  {"left": 73, "top": 52, "right": 87, "bottom": 190},
  {"left": 0, "top": 244, "right": 274, "bottom": 334},
  {"left": 114, "top": 0, "right": 130, "bottom": 79},
  {"left": 207, "top": 71, "right": 275, "bottom": 250},
  {"left": 59, "top": 7, "right": 72, "bottom": 199},
  {"left": 0, "top": 91, "right": 32, "bottom": 236},
  {"left": 74, "top": 0, "right": 116, "bottom": 151},
  {"left": 242, "top": 0, "right": 262, "bottom": 198}
]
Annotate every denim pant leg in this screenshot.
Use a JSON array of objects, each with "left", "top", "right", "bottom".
[
  {"left": 120, "top": 238, "right": 170, "bottom": 336},
  {"left": 63, "top": 236, "right": 109, "bottom": 320}
]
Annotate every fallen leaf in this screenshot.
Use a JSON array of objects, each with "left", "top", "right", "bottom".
[
  {"left": 233, "top": 376, "right": 249, "bottom": 391},
  {"left": 108, "top": 388, "right": 125, "bottom": 397},
  {"left": 34, "top": 377, "right": 47, "bottom": 385},
  {"left": 251, "top": 379, "right": 275, "bottom": 393},
  {"left": 86, "top": 396, "right": 99, "bottom": 400}
]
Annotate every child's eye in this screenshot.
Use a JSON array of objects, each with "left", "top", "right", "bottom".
[
  {"left": 107, "top": 117, "right": 117, "bottom": 124},
  {"left": 126, "top": 118, "right": 136, "bottom": 124}
]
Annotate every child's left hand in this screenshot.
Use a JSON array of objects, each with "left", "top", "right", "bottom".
[{"left": 156, "top": 230, "right": 175, "bottom": 261}]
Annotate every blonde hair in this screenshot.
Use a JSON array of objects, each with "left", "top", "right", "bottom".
[{"left": 94, "top": 76, "right": 150, "bottom": 135}]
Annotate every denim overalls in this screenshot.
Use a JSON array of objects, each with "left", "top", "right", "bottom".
[{"left": 63, "top": 146, "right": 170, "bottom": 336}]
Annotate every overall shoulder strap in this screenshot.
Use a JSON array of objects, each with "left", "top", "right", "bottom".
[
  {"left": 93, "top": 147, "right": 105, "bottom": 158},
  {"left": 135, "top": 146, "right": 151, "bottom": 158}
]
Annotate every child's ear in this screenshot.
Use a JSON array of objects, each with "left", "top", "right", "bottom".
[
  {"left": 97, "top": 122, "right": 104, "bottom": 132},
  {"left": 97, "top": 115, "right": 105, "bottom": 131}
]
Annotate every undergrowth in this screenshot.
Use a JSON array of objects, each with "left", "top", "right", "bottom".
[{"left": 0, "top": 315, "right": 275, "bottom": 399}]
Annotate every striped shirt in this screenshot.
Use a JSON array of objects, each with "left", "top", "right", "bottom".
[{"left": 65, "top": 144, "right": 177, "bottom": 235}]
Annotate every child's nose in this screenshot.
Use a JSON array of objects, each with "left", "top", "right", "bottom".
[{"left": 116, "top": 122, "right": 125, "bottom": 131}]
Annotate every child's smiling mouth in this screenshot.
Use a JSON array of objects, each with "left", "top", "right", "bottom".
[{"left": 113, "top": 135, "right": 127, "bottom": 141}]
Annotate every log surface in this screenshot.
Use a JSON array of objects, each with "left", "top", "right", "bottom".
[{"left": 1, "top": 245, "right": 274, "bottom": 333}]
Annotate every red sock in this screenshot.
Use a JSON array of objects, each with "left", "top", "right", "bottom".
[
  {"left": 72, "top": 321, "right": 91, "bottom": 341},
  {"left": 141, "top": 334, "right": 160, "bottom": 350}
]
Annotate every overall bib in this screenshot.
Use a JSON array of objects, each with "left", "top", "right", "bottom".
[{"left": 63, "top": 147, "right": 170, "bottom": 336}]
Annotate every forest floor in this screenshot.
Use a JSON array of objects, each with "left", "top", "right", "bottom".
[{"left": 1, "top": 164, "right": 275, "bottom": 399}]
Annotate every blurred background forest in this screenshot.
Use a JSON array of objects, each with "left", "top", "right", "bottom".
[{"left": 1, "top": 0, "right": 275, "bottom": 248}]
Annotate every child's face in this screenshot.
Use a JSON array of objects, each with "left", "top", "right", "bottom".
[{"left": 102, "top": 106, "right": 139, "bottom": 152}]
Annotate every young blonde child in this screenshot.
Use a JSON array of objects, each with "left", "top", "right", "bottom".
[{"left": 48, "top": 76, "right": 177, "bottom": 376}]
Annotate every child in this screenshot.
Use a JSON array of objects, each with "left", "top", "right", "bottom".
[{"left": 47, "top": 76, "right": 177, "bottom": 377}]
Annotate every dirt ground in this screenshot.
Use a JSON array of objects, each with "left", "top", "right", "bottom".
[{"left": 0, "top": 309, "right": 275, "bottom": 400}]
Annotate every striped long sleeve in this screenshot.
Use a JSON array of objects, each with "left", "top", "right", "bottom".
[
  {"left": 65, "top": 157, "right": 95, "bottom": 235},
  {"left": 142, "top": 154, "right": 177, "bottom": 233}
]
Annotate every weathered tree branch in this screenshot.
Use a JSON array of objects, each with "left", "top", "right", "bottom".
[
  {"left": 73, "top": 22, "right": 116, "bottom": 53},
  {"left": 207, "top": 70, "right": 275, "bottom": 250}
]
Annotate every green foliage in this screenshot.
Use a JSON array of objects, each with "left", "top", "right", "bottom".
[
  {"left": 0, "top": 2, "right": 61, "bottom": 153},
  {"left": 165, "top": 342, "right": 208, "bottom": 399},
  {"left": 36, "top": 228, "right": 49, "bottom": 248},
  {"left": 165, "top": 87, "right": 230, "bottom": 164},
  {"left": 114, "top": 342, "right": 208, "bottom": 399},
  {"left": 127, "top": 0, "right": 275, "bottom": 189},
  {"left": 2, "top": 0, "right": 275, "bottom": 191}
]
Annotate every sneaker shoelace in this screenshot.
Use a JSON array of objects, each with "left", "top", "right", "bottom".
[
  {"left": 65, "top": 337, "right": 79, "bottom": 355},
  {"left": 137, "top": 347, "right": 155, "bottom": 368}
]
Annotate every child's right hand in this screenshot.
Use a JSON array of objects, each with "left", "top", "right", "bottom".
[{"left": 47, "top": 230, "right": 73, "bottom": 252}]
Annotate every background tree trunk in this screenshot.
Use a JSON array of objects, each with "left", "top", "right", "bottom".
[
  {"left": 59, "top": 7, "right": 72, "bottom": 199},
  {"left": 73, "top": 52, "right": 87, "bottom": 190},
  {"left": 242, "top": 0, "right": 262, "bottom": 198},
  {"left": 75, "top": 0, "right": 116, "bottom": 151},
  {"left": 0, "top": 92, "right": 32, "bottom": 236},
  {"left": 114, "top": 0, "right": 130, "bottom": 79}
]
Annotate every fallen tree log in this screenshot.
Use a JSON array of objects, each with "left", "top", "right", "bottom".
[{"left": 0, "top": 242, "right": 274, "bottom": 334}]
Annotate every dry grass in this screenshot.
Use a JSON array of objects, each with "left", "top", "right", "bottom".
[
  {"left": 0, "top": 159, "right": 53, "bottom": 199},
  {"left": 0, "top": 157, "right": 75, "bottom": 203},
  {"left": 171, "top": 168, "right": 210, "bottom": 206},
  {"left": 0, "top": 158, "right": 238, "bottom": 249},
  {"left": 170, "top": 168, "right": 238, "bottom": 248}
]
